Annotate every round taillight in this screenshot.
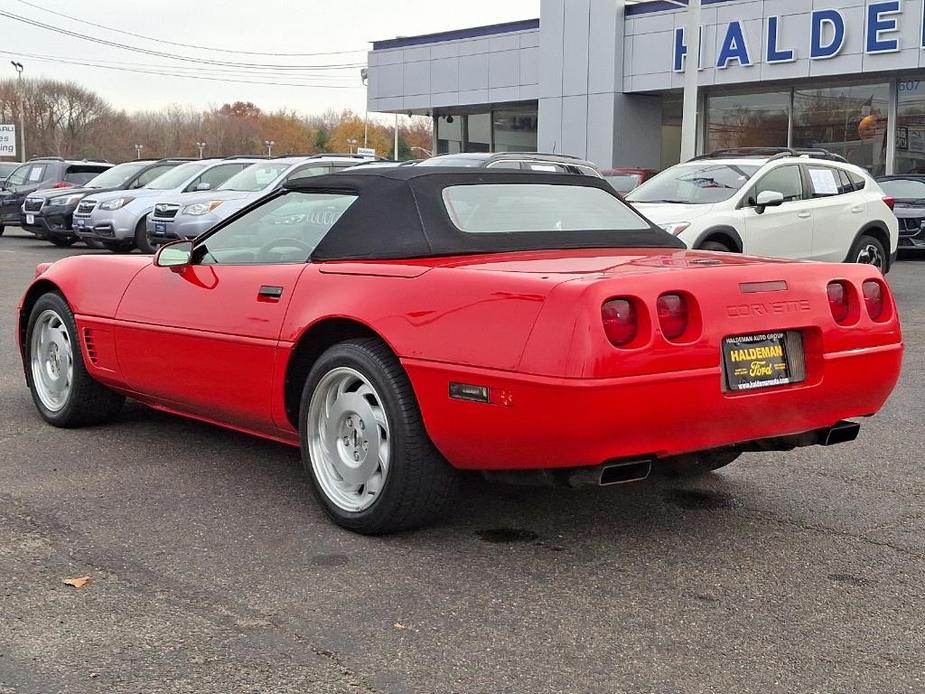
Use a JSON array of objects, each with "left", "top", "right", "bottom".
[
  {"left": 827, "top": 281, "right": 850, "bottom": 324},
  {"left": 602, "top": 298, "right": 637, "bottom": 347},
  {"left": 862, "top": 280, "right": 884, "bottom": 320},
  {"left": 657, "top": 293, "right": 688, "bottom": 340}
]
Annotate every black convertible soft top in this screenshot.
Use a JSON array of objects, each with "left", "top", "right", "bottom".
[{"left": 282, "top": 167, "right": 685, "bottom": 261}]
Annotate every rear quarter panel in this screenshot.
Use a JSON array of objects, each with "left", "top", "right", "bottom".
[{"left": 280, "top": 264, "right": 557, "bottom": 371}]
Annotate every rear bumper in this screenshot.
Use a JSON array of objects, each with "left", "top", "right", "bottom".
[{"left": 404, "top": 342, "right": 903, "bottom": 471}]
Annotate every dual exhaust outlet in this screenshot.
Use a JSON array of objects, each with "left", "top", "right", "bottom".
[{"left": 482, "top": 421, "right": 860, "bottom": 488}]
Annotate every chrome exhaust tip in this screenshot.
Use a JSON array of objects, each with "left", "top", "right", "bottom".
[{"left": 567, "top": 458, "right": 653, "bottom": 487}]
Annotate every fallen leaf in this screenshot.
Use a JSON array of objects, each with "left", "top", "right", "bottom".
[
  {"left": 393, "top": 623, "right": 407, "bottom": 630},
  {"left": 63, "top": 576, "right": 91, "bottom": 589}
]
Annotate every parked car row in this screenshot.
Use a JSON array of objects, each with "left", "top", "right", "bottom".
[
  {"left": 0, "top": 153, "right": 376, "bottom": 253},
  {"left": 0, "top": 148, "right": 906, "bottom": 274}
]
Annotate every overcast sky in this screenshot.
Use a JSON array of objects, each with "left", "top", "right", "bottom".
[{"left": 1, "top": 0, "right": 540, "bottom": 118}]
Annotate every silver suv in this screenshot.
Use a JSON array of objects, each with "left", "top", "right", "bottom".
[{"left": 74, "top": 158, "right": 263, "bottom": 253}]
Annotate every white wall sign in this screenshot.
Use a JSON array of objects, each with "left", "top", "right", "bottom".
[
  {"left": 357, "top": 147, "right": 376, "bottom": 157},
  {"left": 0, "top": 124, "right": 16, "bottom": 157}
]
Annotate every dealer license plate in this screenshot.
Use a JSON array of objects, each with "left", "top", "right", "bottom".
[
  {"left": 722, "top": 332, "right": 792, "bottom": 392},
  {"left": 25, "top": 214, "right": 34, "bottom": 225},
  {"left": 154, "top": 222, "right": 167, "bottom": 235},
  {"left": 74, "top": 218, "right": 85, "bottom": 230}
]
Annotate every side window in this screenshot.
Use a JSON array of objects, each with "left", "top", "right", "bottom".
[
  {"left": 134, "top": 165, "right": 172, "bottom": 187},
  {"left": 848, "top": 171, "right": 867, "bottom": 191},
  {"left": 807, "top": 166, "right": 841, "bottom": 198},
  {"left": 285, "top": 165, "right": 331, "bottom": 182},
  {"left": 195, "top": 191, "right": 358, "bottom": 266},
  {"left": 184, "top": 163, "right": 246, "bottom": 192},
  {"left": 485, "top": 161, "right": 523, "bottom": 170},
  {"left": 752, "top": 165, "right": 803, "bottom": 204},
  {"left": 835, "top": 168, "right": 854, "bottom": 195},
  {"left": 5, "top": 164, "right": 30, "bottom": 187}
]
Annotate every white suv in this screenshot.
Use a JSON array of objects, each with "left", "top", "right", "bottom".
[{"left": 626, "top": 148, "right": 898, "bottom": 273}]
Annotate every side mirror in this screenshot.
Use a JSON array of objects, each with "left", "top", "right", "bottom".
[
  {"left": 195, "top": 182, "right": 212, "bottom": 191},
  {"left": 755, "top": 190, "right": 785, "bottom": 214},
  {"left": 154, "top": 239, "right": 193, "bottom": 269}
]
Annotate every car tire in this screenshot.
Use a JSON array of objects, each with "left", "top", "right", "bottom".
[
  {"left": 102, "top": 241, "right": 132, "bottom": 254},
  {"left": 48, "top": 236, "right": 78, "bottom": 248},
  {"left": 25, "top": 292, "right": 124, "bottom": 428},
  {"left": 662, "top": 449, "right": 741, "bottom": 476},
  {"left": 134, "top": 215, "right": 155, "bottom": 254},
  {"left": 0, "top": 224, "right": 5, "bottom": 236},
  {"left": 698, "top": 240, "right": 734, "bottom": 253},
  {"left": 849, "top": 234, "right": 888, "bottom": 272},
  {"left": 83, "top": 238, "right": 104, "bottom": 249},
  {"left": 299, "top": 338, "right": 459, "bottom": 535}
]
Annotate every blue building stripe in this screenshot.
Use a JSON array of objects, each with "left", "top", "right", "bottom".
[
  {"left": 372, "top": 19, "right": 540, "bottom": 51},
  {"left": 626, "top": 0, "right": 736, "bottom": 17}
]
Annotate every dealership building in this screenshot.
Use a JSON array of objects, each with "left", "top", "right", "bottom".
[{"left": 367, "top": 0, "right": 925, "bottom": 175}]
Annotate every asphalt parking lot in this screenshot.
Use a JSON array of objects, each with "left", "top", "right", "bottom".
[{"left": 0, "top": 227, "right": 922, "bottom": 694}]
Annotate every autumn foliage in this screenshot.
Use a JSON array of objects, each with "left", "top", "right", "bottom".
[{"left": 0, "top": 78, "right": 432, "bottom": 162}]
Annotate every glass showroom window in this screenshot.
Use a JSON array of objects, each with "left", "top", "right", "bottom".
[
  {"left": 436, "top": 115, "right": 463, "bottom": 155},
  {"left": 792, "top": 83, "right": 889, "bottom": 176},
  {"left": 660, "top": 93, "right": 683, "bottom": 168},
  {"left": 494, "top": 109, "right": 538, "bottom": 152},
  {"left": 467, "top": 113, "right": 492, "bottom": 153},
  {"left": 896, "top": 79, "right": 925, "bottom": 174},
  {"left": 705, "top": 91, "right": 790, "bottom": 152}
]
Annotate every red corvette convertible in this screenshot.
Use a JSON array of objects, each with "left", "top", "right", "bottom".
[{"left": 18, "top": 169, "right": 903, "bottom": 534}]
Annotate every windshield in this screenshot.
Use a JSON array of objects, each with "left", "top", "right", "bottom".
[
  {"left": 144, "top": 162, "right": 207, "bottom": 190},
  {"left": 627, "top": 163, "right": 760, "bottom": 204},
  {"left": 879, "top": 178, "right": 925, "bottom": 201},
  {"left": 85, "top": 162, "right": 146, "bottom": 188},
  {"left": 605, "top": 174, "right": 643, "bottom": 194},
  {"left": 218, "top": 163, "right": 289, "bottom": 191},
  {"left": 443, "top": 183, "right": 650, "bottom": 233},
  {"left": 418, "top": 156, "right": 485, "bottom": 168}
]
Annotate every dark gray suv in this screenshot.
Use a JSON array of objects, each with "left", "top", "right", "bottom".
[{"left": 0, "top": 157, "right": 112, "bottom": 234}]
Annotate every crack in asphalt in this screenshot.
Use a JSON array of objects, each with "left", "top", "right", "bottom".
[{"left": 738, "top": 507, "right": 924, "bottom": 559}]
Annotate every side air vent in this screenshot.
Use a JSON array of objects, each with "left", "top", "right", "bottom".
[{"left": 83, "top": 328, "right": 100, "bottom": 366}]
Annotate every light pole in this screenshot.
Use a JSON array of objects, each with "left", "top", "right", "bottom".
[
  {"left": 134, "top": 144, "right": 144, "bottom": 160},
  {"left": 196, "top": 141, "right": 207, "bottom": 159},
  {"left": 360, "top": 67, "right": 370, "bottom": 147},
  {"left": 346, "top": 138, "right": 358, "bottom": 154},
  {"left": 10, "top": 61, "right": 24, "bottom": 163},
  {"left": 264, "top": 140, "right": 275, "bottom": 157}
]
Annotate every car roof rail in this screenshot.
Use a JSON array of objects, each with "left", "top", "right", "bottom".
[
  {"left": 792, "top": 148, "right": 849, "bottom": 163},
  {"left": 690, "top": 147, "right": 795, "bottom": 161},
  {"left": 29, "top": 155, "right": 65, "bottom": 161},
  {"left": 222, "top": 154, "right": 271, "bottom": 160},
  {"left": 306, "top": 152, "right": 385, "bottom": 160},
  {"left": 491, "top": 151, "right": 585, "bottom": 161},
  {"left": 690, "top": 146, "right": 849, "bottom": 164}
]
